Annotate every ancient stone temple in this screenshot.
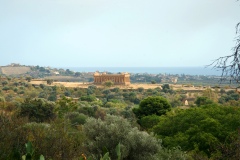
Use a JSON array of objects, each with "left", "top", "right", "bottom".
[{"left": 93, "top": 72, "right": 130, "bottom": 85}]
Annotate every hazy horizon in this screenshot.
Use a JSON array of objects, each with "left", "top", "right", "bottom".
[{"left": 1, "top": 0, "right": 240, "bottom": 67}]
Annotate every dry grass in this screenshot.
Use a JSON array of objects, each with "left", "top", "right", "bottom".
[
  {"left": 1, "top": 67, "right": 31, "bottom": 75},
  {"left": 30, "top": 80, "right": 207, "bottom": 91},
  {"left": 44, "top": 76, "right": 82, "bottom": 81}
]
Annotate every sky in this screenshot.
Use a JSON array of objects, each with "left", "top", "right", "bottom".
[{"left": 0, "top": 0, "right": 240, "bottom": 67}]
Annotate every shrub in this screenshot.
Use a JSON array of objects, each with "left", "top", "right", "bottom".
[
  {"left": 19, "top": 98, "right": 56, "bottom": 122},
  {"left": 83, "top": 115, "right": 161, "bottom": 160}
]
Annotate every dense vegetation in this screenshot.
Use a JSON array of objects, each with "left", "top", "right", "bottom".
[{"left": 0, "top": 75, "right": 240, "bottom": 159}]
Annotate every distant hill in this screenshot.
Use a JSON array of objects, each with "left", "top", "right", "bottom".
[{"left": 0, "top": 66, "right": 31, "bottom": 75}]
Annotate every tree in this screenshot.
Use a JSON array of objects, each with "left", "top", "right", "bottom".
[
  {"left": 74, "top": 72, "right": 81, "bottom": 77},
  {"left": 153, "top": 105, "right": 240, "bottom": 158},
  {"left": 103, "top": 80, "right": 114, "bottom": 88},
  {"left": 162, "top": 84, "right": 174, "bottom": 94},
  {"left": 2, "top": 86, "right": 10, "bottom": 93},
  {"left": 56, "top": 96, "right": 78, "bottom": 118},
  {"left": 209, "top": 17, "right": 240, "bottom": 83},
  {"left": 162, "top": 83, "right": 169, "bottom": 89},
  {"left": 195, "top": 96, "right": 214, "bottom": 107},
  {"left": 48, "top": 92, "right": 57, "bottom": 101},
  {"left": 19, "top": 98, "right": 56, "bottom": 122},
  {"left": 138, "top": 115, "right": 160, "bottom": 131},
  {"left": 1, "top": 81, "right": 8, "bottom": 86},
  {"left": 65, "top": 112, "right": 87, "bottom": 126},
  {"left": 65, "top": 69, "right": 74, "bottom": 75},
  {"left": 80, "top": 95, "right": 96, "bottom": 102},
  {"left": 25, "top": 76, "right": 32, "bottom": 82},
  {"left": 137, "top": 87, "right": 144, "bottom": 92},
  {"left": 83, "top": 115, "right": 161, "bottom": 160},
  {"left": 13, "top": 82, "right": 19, "bottom": 87},
  {"left": 46, "top": 79, "right": 53, "bottom": 85},
  {"left": 133, "top": 96, "right": 171, "bottom": 119},
  {"left": 151, "top": 80, "right": 156, "bottom": 84}
]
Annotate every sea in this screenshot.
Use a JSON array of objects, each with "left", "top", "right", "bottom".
[{"left": 61, "top": 67, "right": 222, "bottom": 76}]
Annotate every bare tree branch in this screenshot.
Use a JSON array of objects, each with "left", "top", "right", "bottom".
[{"left": 208, "top": 22, "right": 240, "bottom": 83}]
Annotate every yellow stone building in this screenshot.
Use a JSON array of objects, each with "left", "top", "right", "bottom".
[{"left": 93, "top": 72, "right": 130, "bottom": 85}]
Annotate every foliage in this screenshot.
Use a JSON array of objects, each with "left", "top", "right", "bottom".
[
  {"left": 46, "top": 79, "right": 53, "bottom": 85},
  {"left": 2, "top": 72, "right": 240, "bottom": 159},
  {"left": 104, "top": 101, "right": 126, "bottom": 108},
  {"left": 218, "top": 90, "right": 240, "bottom": 105},
  {"left": 133, "top": 96, "right": 171, "bottom": 119},
  {"left": 202, "top": 88, "right": 218, "bottom": 102},
  {"left": 55, "top": 96, "right": 78, "bottom": 118},
  {"left": 48, "top": 92, "right": 57, "bottom": 101},
  {"left": 138, "top": 114, "right": 160, "bottom": 131},
  {"left": 0, "top": 114, "right": 85, "bottom": 160},
  {"left": 22, "top": 120, "right": 85, "bottom": 159},
  {"left": 22, "top": 142, "right": 45, "bottom": 160},
  {"left": 162, "top": 84, "right": 170, "bottom": 93},
  {"left": 195, "top": 96, "right": 214, "bottom": 107},
  {"left": 2, "top": 80, "right": 8, "bottom": 86},
  {"left": 83, "top": 115, "right": 161, "bottom": 160},
  {"left": 156, "top": 147, "right": 190, "bottom": 160},
  {"left": 25, "top": 77, "right": 32, "bottom": 82},
  {"left": 80, "top": 95, "right": 96, "bottom": 102},
  {"left": 151, "top": 80, "right": 156, "bottom": 84},
  {"left": 74, "top": 72, "right": 81, "bottom": 77},
  {"left": 103, "top": 81, "right": 114, "bottom": 88},
  {"left": 2, "top": 86, "right": 10, "bottom": 92},
  {"left": 137, "top": 87, "right": 144, "bottom": 92},
  {"left": 153, "top": 105, "right": 240, "bottom": 158},
  {"left": 0, "top": 96, "right": 6, "bottom": 108},
  {"left": 0, "top": 114, "right": 27, "bottom": 160},
  {"left": 19, "top": 98, "right": 56, "bottom": 122},
  {"left": 65, "top": 112, "right": 87, "bottom": 126}
]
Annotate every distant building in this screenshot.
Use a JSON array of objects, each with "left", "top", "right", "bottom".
[
  {"left": 53, "top": 71, "right": 60, "bottom": 75},
  {"left": 93, "top": 72, "right": 130, "bottom": 85},
  {"left": 171, "top": 77, "right": 178, "bottom": 83}
]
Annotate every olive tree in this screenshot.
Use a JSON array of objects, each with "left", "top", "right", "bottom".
[
  {"left": 83, "top": 115, "right": 161, "bottom": 160},
  {"left": 19, "top": 98, "right": 56, "bottom": 122}
]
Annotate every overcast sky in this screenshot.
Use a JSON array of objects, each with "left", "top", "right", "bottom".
[{"left": 0, "top": 0, "right": 240, "bottom": 67}]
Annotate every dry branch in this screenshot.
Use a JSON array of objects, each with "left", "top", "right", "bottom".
[{"left": 209, "top": 23, "right": 240, "bottom": 83}]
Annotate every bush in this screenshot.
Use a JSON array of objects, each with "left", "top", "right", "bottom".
[
  {"left": 83, "top": 115, "right": 161, "bottom": 160},
  {"left": 80, "top": 95, "right": 96, "bottom": 102},
  {"left": 19, "top": 98, "right": 56, "bottom": 122},
  {"left": 65, "top": 112, "right": 87, "bottom": 126}
]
